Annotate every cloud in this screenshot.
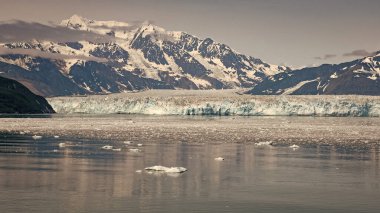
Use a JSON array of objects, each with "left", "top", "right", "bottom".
[
  {"left": 343, "top": 49, "right": 376, "bottom": 57},
  {"left": 0, "top": 47, "right": 108, "bottom": 62},
  {"left": 314, "top": 54, "right": 337, "bottom": 60},
  {"left": 0, "top": 20, "right": 114, "bottom": 43}
]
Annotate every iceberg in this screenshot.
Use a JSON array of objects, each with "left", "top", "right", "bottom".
[{"left": 48, "top": 90, "right": 380, "bottom": 117}]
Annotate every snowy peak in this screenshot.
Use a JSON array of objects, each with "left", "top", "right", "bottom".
[
  {"left": 61, "top": 14, "right": 131, "bottom": 30},
  {"left": 249, "top": 52, "right": 380, "bottom": 95},
  {"left": 61, "top": 14, "right": 92, "bottom": 30},
  {"left": 0, "top": 15, "right": 291, "bottom": 96}
]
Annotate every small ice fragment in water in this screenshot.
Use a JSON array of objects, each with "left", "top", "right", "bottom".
[
  {"left": 102, "top": 145, "right": 113, "bottom": 150},
  {"left": 145, "top": 165, "right": 187, "bottom": 173},
  {"left": 129, "top": 148, "right": 141, "bottom": 152},
  {"left": 214, "top": 157, "right": 224, "bottom": 161},
  {"left": 289, "top": 144, "right": 300, "bottom": 149},
  {"left": 54, "top": 136, "right": 60, "bottom": 139},
  {"left": 254, "top": 141, "right": 273, "bottom": 146},
  {"left": 136, "top": 170, "right": 142, "bottom": 173},
  {"left": 19, "top": 132, "right": 25, "bottom": 135},
  {"left": 58, "top": 143, "right": 66, "bottom": 148},
  {"left": 32, "top": 135, "right": 42, "bottom": 140},
  {"left": 137, "top": 143, "right": 143, "bottom": 147},
  {"left": 112, "top": 148, "right": 122, "bottom": 151},
  {"left": 124, "top": 141, "right": 133, "bottom": 145},
  {"left": 53, "top": 149, "right": 58, "bottom": 153}
]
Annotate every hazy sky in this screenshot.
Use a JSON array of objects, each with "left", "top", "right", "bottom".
[{"left": 1, "top": 0, "right": 380, "bottom": 67}]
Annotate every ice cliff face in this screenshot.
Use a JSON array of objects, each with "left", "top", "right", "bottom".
[
  {"left": 47, "top": 90, "right": 380, "bottom": 117},
  {"left": 0, "top": 15, "right": 289, "bottom": 97}
]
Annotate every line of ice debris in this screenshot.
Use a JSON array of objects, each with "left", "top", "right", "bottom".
[{"left": 48, "top": 90, "right": 380, "bottom": 117}]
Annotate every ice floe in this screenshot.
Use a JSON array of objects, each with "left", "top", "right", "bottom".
[
  {"left": 255, "top": 141, "right": 273, "bottom": 146},
  {"left": 289, "top": 144, "right": 300, "bottom": 149},
  {"left": 214, "top": 157, "right": 225, "bottom": 161},
  {"left": 32, "top": 135, "right": 42, "bottom": 140},
  {"left": 145, "top": 165, "right": 187, "bottom": 173},
  {"left": 102, "top": 145, "right": 113, "bottom": 150}
]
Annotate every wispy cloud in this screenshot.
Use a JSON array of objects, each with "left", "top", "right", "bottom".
[
  {"left": 0, "top": 47, "right": 108, "bottom": 62},
  {"left": 343, "top": 49, "right": 376, "bottom": 57},
  {"left": 314, "top": 54, "right": 337, "bottom": 60},
  {"left": 0, "top": 20, "right": 114, "bottom": 43}
]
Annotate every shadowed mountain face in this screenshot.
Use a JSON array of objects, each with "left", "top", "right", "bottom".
[
  {"left": 0, "top": 76, "right": 54, "bottom": 113},
  {"left": 0, "top": 15, "right": 289, "bottom": 97},
  {"left": 248, "top": 52, "right": 380, "bottom": 95}
]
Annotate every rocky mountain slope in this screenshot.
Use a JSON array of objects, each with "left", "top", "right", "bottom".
[
  {"left": 248, "top": 52, "right": 380, "bottom": 95},
  {"left": 0, "top": 76, "right": 54, "bottom": 113},
  {"left": 0, "top": 15, "right": 289, "bottom": 97}
]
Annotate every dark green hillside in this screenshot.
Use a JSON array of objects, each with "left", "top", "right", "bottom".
[{"left": 0, "top": 76, "right": 54, "bottom": 113}]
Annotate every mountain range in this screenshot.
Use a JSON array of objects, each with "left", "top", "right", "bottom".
[
  {"left": 248, "top": 52, "right": 380, "bottom": 95},
  {"left": 0, "top": 15, "right": 379, "bottom": 97},
  {"left": 0, "top": 15, "right": 288, "bottom": 97}
]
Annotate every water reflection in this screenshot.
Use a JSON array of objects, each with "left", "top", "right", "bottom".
[{"left": 0, "top": 135, "right": 380, "bottom": 212}]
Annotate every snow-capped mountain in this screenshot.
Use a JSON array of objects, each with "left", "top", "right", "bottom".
[
  {"left": 248, "top": 52, "right": 380, "bottom": 95},
  {"left": 0, "top": 15, "right": 289, "bottom": 97}
]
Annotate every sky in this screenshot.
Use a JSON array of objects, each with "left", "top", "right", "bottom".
[{"left": 0, "top": 0, "right": 379, "bottom": 68}]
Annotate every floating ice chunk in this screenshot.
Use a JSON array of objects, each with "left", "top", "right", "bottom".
[
  {"left": 129, "top": 148, "right": 141, "bottom": 152},
  {"left": 124, "top": 141, "right": 133, "bottom": 145},
  {"left": 19, "top": 131, "right": 25, "bottom": 135},
  {"left": 112, "top": 148, "right": 122, "bottom": 151},
  {"left": 136, "top": 170, "right": 142, "bottom": 173},
  {"left": 54, "top": 136, "right": 60, "bottom": 139},
  {"left": 102, "top": 145, "right": 113, "bottom": 150},
  {"left": 53, "top": 149, "right": 58, "bottom": 153},
  {"left": 32, "top": 135, "right": 42, "bottom": 140},
  {"left": 58, "top": 143, "right": 66, "bottom": 148},
  {"left": 214, "top": 157, "right": 225, "bottom": 161},
  {"left": 289, "top": 144, "right": 300, "bottom": 149},
  {"left": 255, "top": 141, "right": 273, "bottom": 146},
  {"left": 137, "top": 143, "right": 143, "bottom": 147},
  {"left": 145, "top": 165, "right": 187, "bottom": 173}
]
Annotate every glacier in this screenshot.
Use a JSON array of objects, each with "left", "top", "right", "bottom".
[{"left": 47, "top": 90, "right": 380, "bottom": 117}]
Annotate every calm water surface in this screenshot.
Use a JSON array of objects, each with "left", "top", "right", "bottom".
[{"left": 0, "top": 116, "right": 380, "bottom": 213}]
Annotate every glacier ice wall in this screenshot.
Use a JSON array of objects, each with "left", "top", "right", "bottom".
[{"left": 47, "top": 90, "right": 380, "bottom": 117}]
